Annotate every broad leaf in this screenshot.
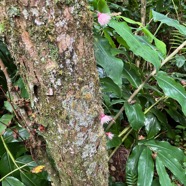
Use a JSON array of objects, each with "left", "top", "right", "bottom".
[
  {"left": 108, "top": 20, "right": 161, "bottom": 70},
  {"left": 142, "top": 140, "right": 184, "bottom": 163},
  {"left": 144, "top": 113, "right": 161, "bottom": 139},
  {"left": 97, "top": 0, "right": 110, "bottom": 13},
  {"left": 126, "top": 145, "right": 144, "bottom": 173},
  {"left": 137, "top": 148, "right": 154, "bottom": 186},
  {"left": 157, "top": 152, "right": 186, "bottom": 185},
  {"left": 2, "top": 177, "right": 25, "bottom": 186},
  {"left": 124, "top": 102, "right": 145, "bottom": 130},
  {"left": 95, "top": 38, "right": 123, "bottom": 87},
  {"left": 156, "top": 156, "right": 172, "bottom": 186},
  {"left": 100, "top": 77, "right": 122, "bottom": 98},
  {"left": 0, "top": 114, "right": 14, "bottom": 135},
  {"left": 155, "top": 71, "right": 186, "bottom": 116},
  {"left": 152, "top": 10, "right": 186, "bottom": 35},
  {"left": 123, "top": 63, "right": 142, "bottom": 88},
  {"left": 106, "top": 135, "right": 122, "bottom": 149}
]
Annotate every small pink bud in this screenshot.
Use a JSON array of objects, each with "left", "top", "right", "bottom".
[
  {"left": 98, "top": 12, "right": 111, "bottom": 26},
  {"left": 100, "top": 113, "right": 113, "bottom": 125},
  {"left": 106, "top": 132, "right": 114, "bottom": 140}
]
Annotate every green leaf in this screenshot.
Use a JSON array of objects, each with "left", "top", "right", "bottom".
[
  {"left": 155, "top": 71, "right": 186, "bottom": 116},
  {"left": 106, "top": 135, "right": 122, "bottom": 149},
  {"left": 126, "top": 145, "right": 144, "bottom": 184},
  {"left": 4, "top": 101, "right": 14, "bottom": 113},
  {"left": 0, "top": 114, "right": 14, "bottom": 135},
  {"left": 157, "top": 152, "right": 186, "bottom": 185},
  {"left": 100, "top": 77, "right": 122, "bottom": 98},
  {"left": 123, "top": 63, "right": 142, "bottom": 88},
  {"left": 156, "top": 156, "right": 172, "bottom": 186},
  {"left": 0, "top": 152, "right": 19, "bottom": 177},
  {"left": 124, "top": 102, "right": 145, "bottom": 130},
  {"left": 175, "top": 54, "right": 186, "bottom": 68},
  {"left": 4, "top": 127, "right": 30, "bottom": 143},
  {"left": 16, "top": 155, "right": 37, "bottom": 168},
  {"left": 142, "top": 140, "right": 184, "bottom": 163},
  {"left": 108, "top": 20, "right": 161, "bottom": 70},
  {"left": 137, "top": 148, "right": 154, "bottom": 186},
  {"left": 144, "top": 113, "right": 161, "bottom": 139},
  {"left": 142, "top": 27, "right": 167, "bottom": 56},
  {"left": 95, "top": 37, "right": 123, "bottom": 87},
  {"left": 97, "top": 0, "right": 110, "bottom": 13},
  {"left": 152, "top": 10, "right": 186, "bottom": 35},
  {"left": 2, "top": 177, "right": 25, "bottom": 186}
]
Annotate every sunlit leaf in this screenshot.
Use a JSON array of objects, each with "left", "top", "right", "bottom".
[
  {"left": 155, "top": 71, "right": 186, "bottom": 116},
  {"left": 108, "top": 20, "right": 161, "bottom": 70}
]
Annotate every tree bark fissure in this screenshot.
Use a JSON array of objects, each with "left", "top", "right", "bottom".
[{"left": 0, "top": 0, "right": 108, "bottom": 185}]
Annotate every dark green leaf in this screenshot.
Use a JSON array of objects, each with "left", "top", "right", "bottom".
[
  {"left": 97, "top": 0, "right": 110, "bottom": 13},
  {"left": 152, "top": 10, "right": 186, "bottom": 35},
  {"left": 156, "top": 156, "right": 172, "bottom": 186},
  {"left": 142, "top": 140, "right": 184, "bottom": 163},
  {"left": 106, "top": 135, "right": 122, "bottom": 149},
  {"left": 137, "top": 148, "right": 154, "bottom": 186},
  {"left": 101, "top": 77, "right": 122, "bottom": 98},
  {"left": 0, "top": 114, "right": 14, "bottom": 135},
  {"left": 157, "top": 152, "right": 186, "bottom": 185},
  {"left": 155, "top": 71, "right": 186, "bottom": 116},
  {"left": 95, "top": 37, "right": 124, "bottom": 87},
  {"left": 124, "top": 102, "right": 145, "bottom": 130},
  {"left": 144, "top": 113, "right": 161, "bottom": 139},
  {"left": 0, "top": 152, "right": 19, "bottom": 177},
  {"left": 2, "top": 177, "right": 25, "bottom": 186},
  {"left": 123, "top": 63, "right": 142, "bottom": 88},
  {"left": 108, "top": 20, "right": 161, "bottom": 70}
]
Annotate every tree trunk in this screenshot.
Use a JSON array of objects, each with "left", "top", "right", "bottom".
[{"left": 0, "top": 0, "right": 108, "bottom": 185}]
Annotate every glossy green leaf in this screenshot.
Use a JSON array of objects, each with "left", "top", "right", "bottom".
[
  {"left": 16, "top": 155, "right": 37, "bottom": 168},
  {"left": 106, "top": 135, "right": 122, "bottom": 149},
  {"left": 137, "top": 148, "right": 154, "bottom": 186},
  {"left": 124, "top": 102, "right": 145, "bottom": 130},
  {"left": 0, "top": 114, "right": 14, "bottom": 135},
  {"left": 144, "top": 113, "right": 161, "bottom": 139},
  {"left": 157, "top": 152, "right": 186, "bottom": 185},
  {"left": 152, "top": 10, "right": 186, "bottom": 35},
  {"left": 108, "top": 20, "right": 161, "bottom": 70},
  {"left": 156, "top": 156, "right": 172, "bottom": 186},
  {"left": 123, "top": 63, "right": 142, "bottom": 88},
  {"left": 100, "top": 77, "right": 122, "bottom": 98},
  {"left": 2, "top": 177, "right": 25, "bottom": 186},
  {"left": 155, "top": 71, "right": 186, "bottom": 116},
  {"left": 126, "top": 145, "right": 144, "bottom": 185},
  {"left": 95, "top": 38, "right": 123, "bottom": 87},
  {"left": 142, "top": 140, "right": 184, "bottom": 163},
  {"left": 103, "top": 28, "right": 116, "bottom": 48},
  {"left": 4, "top": 127, "right": 30, "bottom": 143}
]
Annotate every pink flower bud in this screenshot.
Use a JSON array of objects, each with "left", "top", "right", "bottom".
[
  {"left": 106, "top": 132, "right": 114, "bottom": 140},
  {"left": 98, "top": 12, "right": 111, "bottom": 26},
  {"left": 100, "top": 113, "right": 113, "bottom": 125}
]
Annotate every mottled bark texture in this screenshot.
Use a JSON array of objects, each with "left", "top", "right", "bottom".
[{"left": 0, "top": 0, "right": 108, "bottom": 185}]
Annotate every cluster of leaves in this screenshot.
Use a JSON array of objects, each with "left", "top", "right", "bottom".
[
  {"left": 91, "top": 0, "right": 186, "bottom": 185},
  {"left": 0, "top": 42, "right": 50, "bottom": 186}
]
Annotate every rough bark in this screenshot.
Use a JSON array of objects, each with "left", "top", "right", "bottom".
[{"left": 0, "top": 0, "right": 108, "bottom": 185}]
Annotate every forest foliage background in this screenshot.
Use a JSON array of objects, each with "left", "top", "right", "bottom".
[{"left": 0, "top": 0, "right": 186, "bottom": 185}]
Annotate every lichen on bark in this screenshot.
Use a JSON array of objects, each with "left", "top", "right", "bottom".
[{"left": 0, "top": 0, "right": 108, "bottom": 185}]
